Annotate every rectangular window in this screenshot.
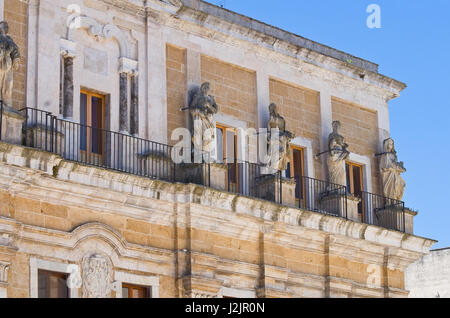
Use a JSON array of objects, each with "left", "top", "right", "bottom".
[
  {"left": 217, "top": 124, "right": 239, "bottom": 191},
  {"left": 346, "top": 161, "right": 364, "bottom": 217},
  {"left": 122, "top": 283, "right": 150, "bottom": 298},
  {"left": 38, "top": 270, "right": 69, "bottom": 298},
  {"left": 80, "top": 90, "right": 105, "bottom": 164},
  {"left": 286, "top": 146, "right": 305, "bottom": 201}
]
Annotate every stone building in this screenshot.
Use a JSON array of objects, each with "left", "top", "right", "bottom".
[
  {"left": 405, "top": 248, "right": 450, "bottom": 298},
  {"left": 0, "top": 0, "right": 436, "bottom": 298}
]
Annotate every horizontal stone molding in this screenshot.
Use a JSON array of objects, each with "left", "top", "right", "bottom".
[{"left": 0, "top": 143, "right": 436, "bottom": 257}]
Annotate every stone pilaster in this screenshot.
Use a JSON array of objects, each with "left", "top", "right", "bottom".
[
  {"left": 119, "top": 72, "right": 128, "bottom": 133},
  {"left": 319, "top": 90, "right": 333, "bottom": 178},
  {"left": 63, "top": 56, "right": 74, "bottom": 119},
  {"left": 130, "top": 74, "right": 139, "bottom": 136},
  {"left": 60, "top": 39, "right": 77, "bottom": 120},
  {"left": 118, "top": 57, "right": 138, "bottom": 134}
]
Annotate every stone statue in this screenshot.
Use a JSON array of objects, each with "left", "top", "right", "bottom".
[
  {"left": 327, "top": 121, "right": 350, "bottom": 186},
  {"left": 379, "top": 138, "right": 406, "bottom": 201},
  {"left": 0, "top": 21, "right": 20, "bottom": 107},
  {"left": 82, "top": 254, "right": 113, "bottom": 298},
  {"left": 266, "top": 103, "right": 294, "bottom": 172},
  {"left": 189, "top": 82, "right": 218, "bottom": 159}
]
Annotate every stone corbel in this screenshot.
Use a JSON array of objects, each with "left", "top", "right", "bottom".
[
  {"left": 60, "top": 39, "right": 77, "bottom": 58},
  {"left": 118, "top": 57, "right": 138, "bottom": 76}
]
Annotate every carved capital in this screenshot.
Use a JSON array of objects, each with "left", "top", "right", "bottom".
[
  {"left": 119, "top": 57, "right": 138, "bottom": 75},
  {"left": 60, "top": 39, "right": 77, "bottom": 58},
  {"left": 0, "top": 262, "right": 9, "bottom": 284}
]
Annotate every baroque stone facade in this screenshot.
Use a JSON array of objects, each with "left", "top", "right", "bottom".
[{"left": 0, "top": 0, "right": 436, "bottom": 298}]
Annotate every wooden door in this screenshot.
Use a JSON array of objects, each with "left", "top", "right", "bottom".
[{"left": 80, "top": 90, "right": 105, "bottom": 165}]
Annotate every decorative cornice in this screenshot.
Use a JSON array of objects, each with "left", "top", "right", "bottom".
[{"left": 85, "top": 0, "right": 404, "bottom": 96}]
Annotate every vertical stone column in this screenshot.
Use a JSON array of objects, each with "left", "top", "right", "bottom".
[
  {"left": 130, "top": 74, "right": 139, "bottom": 136},
  {"left": 255, "top": 71, "right": 270, "bottom": 165},
  {"left": 60, "top": 39, "right": 77, "bottom": 120},
  {"left": 146, "top": 21, "right": 167, "bottom": 143},
  {"left": 62, "top": 55, "right": 75, "bottom": 119},
  {"left": 186, "top": 49, "right": 201, "bottom": 132},
  {"left": 377, "top": 103, "right": 391, "bottom": 153},
  {"left": 119, "top": 57, "right": 139, "bottom": 134},
  {"left": 26, "top": 0, "right": 39, "bottom": 109},
  {"left": 119, "top": 72, "right": 128, "bottom": 133},
  {"left": 319, "top": 90, "right": 333, "bottom": 178},
  {"left": 256, "top": 71, "right": 270, "bottom": 130}
]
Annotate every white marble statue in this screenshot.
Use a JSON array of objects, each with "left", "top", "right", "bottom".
[
  {"left": 0, "top": 21, "right": 20, "bottom": 107},
  {"left": 266, "top": 103, "right": 294, "bottom": 172},
  {"left": 189, "top": 82, "right": 218, "bottom": 159},
  {"left": 327, "top": 121, "right": 350, "bottom": 186},
  {"left": 379, "top": 138, "right": 406, "bottom": 201}
]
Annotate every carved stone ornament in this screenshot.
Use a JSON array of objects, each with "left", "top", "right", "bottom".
[
  {"left": 266, "top": 103, "right": 294, "bottom": 172},
  {"left": 81, "top": 253, "right": 113, "bottom": 298},
  {"left": 0, "top": 21, "right": 20, "bottom": 107},
  {"left": 189, "top": 82, "right": 219, "bottom": 159},
  {"left": 379, "top": 138, "right": 406, "bottom": 201},
  {"left": 326, "top": 120, "right": 350, "bottom": 186},
  {"left": 0, "top": 262, "right": 9, "bottom": 284}
]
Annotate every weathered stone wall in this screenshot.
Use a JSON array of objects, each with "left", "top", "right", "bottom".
[
  {"left": 201, "top": 55, "right": 257, "bottom": 129},
  {"left": 405, "top": 248, "right": 450, "bottom": 298},
  {"left": 269, "top": 78, "right": 322, "bottom": 179},
  {"left": 4, "top": 0, "right": 28, "bottom": 110},
  {"left": 331, "top": 98, "right": 381, "bottom": 194},
  {"left": 0, "top": 143, "right": 434, "bottom": 298},
  {"left": 166, "top": 44, "right": 187, "bottom": 145}
]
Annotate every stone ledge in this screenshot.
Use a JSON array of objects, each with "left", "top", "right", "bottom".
[{"left": 0, "top": 142, "right": 437, "bottom": 256}]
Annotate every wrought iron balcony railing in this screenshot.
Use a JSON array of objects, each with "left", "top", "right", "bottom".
[{"left": 0, "top": 106, "right": 406, "bottom": 232}]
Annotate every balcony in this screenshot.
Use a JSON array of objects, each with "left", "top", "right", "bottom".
[{"left": 0, "top": 106, "right": 409, "bottom": 233}]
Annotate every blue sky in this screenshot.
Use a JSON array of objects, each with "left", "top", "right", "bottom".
[{"left": 206, "top": 0, "right": 450, "bottom": 248}]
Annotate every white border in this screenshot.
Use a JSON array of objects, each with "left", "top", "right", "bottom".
[
  {"left": 30, "top": 258, "right": 80, "bottom": 298},
  {"left": 114, "top": 271, "right": 159, "bottom": 298}
]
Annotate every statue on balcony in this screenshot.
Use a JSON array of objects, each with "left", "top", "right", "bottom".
[
  {"left": 266, "top": 103, "right": 294, "bottom": 172},
  {"left": 0, "top": 21, "right": 20, "bottom": 108},
  {"left": 379, "top": 138, "right": 406, "bottom": 201},
  {"left": 188, "top": 82, "right": 218, "bottom": 159},
  {"left": 327, "top": 120, "right": 350, "bottom": 186}
]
